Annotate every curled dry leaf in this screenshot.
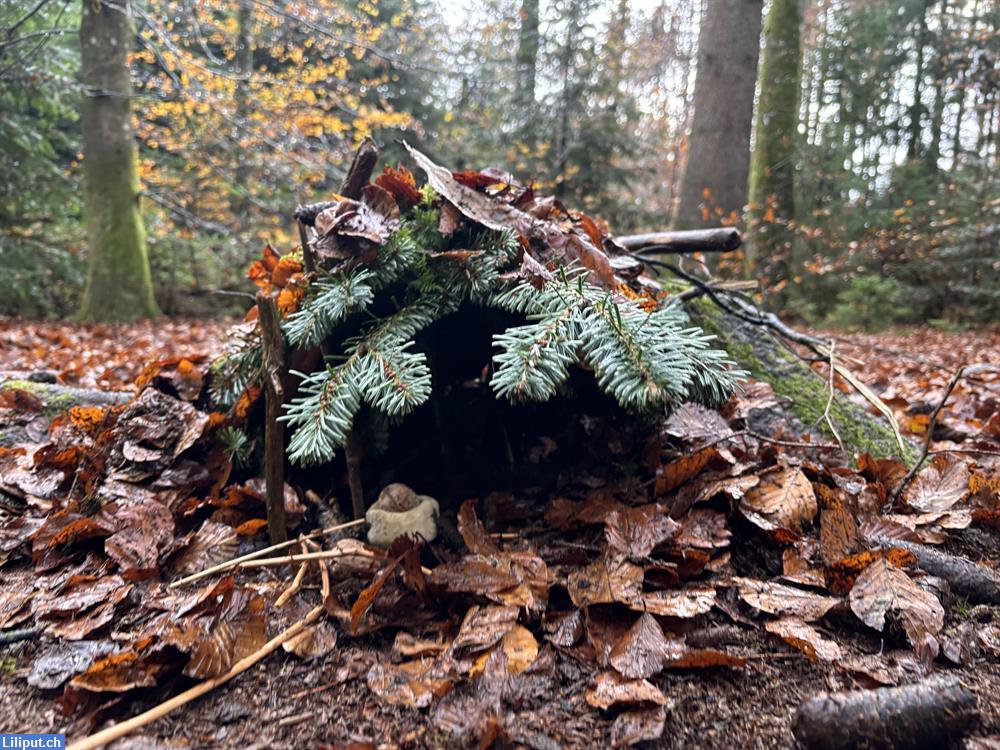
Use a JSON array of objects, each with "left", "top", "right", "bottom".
[
  {"left": 848, "top": 558, "right": 945, "bottom": 646},
  {"left": 676, "top": 509, "right": 732, "bottom": 550},
  {"left": 104, "top": 498, "right": 174, "bottom": 572},
  {"left": 740, "top": 467, "right": 818, "bottom": 535},
  {"left": 457, "top": 500, "right": 500, "bottom": 555},
  {"left": 585, "top": 671, "right": 667, "bottom": 710},
  {"left": 567, "top": 554, "right": 643, "bottom": 608},
  {"left": 733, "top": 577, "right": 840, "bottom": 621},
  {"left": 609, "top": 613, "right": 678, "bottom": 680},
  {"left": 764, "top": 617, "right": 843, "bottom": 661}
]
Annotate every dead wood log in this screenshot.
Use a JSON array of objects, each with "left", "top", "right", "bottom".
[
  {"left": 338, "top": 135, "right": 379, "bottom": 200},
  {"left": 877, "top": 539, "right": 1000, "bottom": 605},
  {"left": 616, "top": 227, "right": 741, "bottom": 253},
  {"left": 256, "top": 291, "right": 288, "bottom": 545},
  {"left": 792, "top": 676, "right": 979, "bottom": 750}
]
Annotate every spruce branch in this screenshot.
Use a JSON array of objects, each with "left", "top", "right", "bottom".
[{"left": 283, "top": 267, "right": 374, "bottom": 349}]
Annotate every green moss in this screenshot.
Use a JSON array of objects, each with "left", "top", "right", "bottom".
[{"left": 687, "top": 297, "right": 914, "bottom": 462}]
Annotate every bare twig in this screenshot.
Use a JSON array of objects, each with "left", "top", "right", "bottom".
[
  {"left": 66, "top": 605, "right": 326, "bottom": 750},
  {"left": 256, "top": 292, "right": 288, "bottom": 545},
  {"left": 167, "top": 518, "right": 365, "bottom": 587},
  {"left": 274, "top": 541, "right": 308, "bottom": 609},
  {"left": 237, "top": 548, "right": 379, "bottom": 569},
  {"left": 816, "top": 342, "right": 845, "bottom": 453},
  {"left": 888, "top": 366, "right": 966, "bottom": 508}
]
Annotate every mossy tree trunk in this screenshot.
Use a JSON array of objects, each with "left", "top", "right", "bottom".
[
  {"left": 675, "top": 0, "right": 764, "bottom": 231},
  {"left": 746, "top": 0, "right": 801, "bottom": 304},
  {"left": 78, "top": 0, "right": 158, "bottom": 322}
]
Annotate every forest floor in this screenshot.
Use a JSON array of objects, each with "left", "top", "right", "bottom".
[{"left": 0, "top": 318, "right": 998, "bottom": 749}]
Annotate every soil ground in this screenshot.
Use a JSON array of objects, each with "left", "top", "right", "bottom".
[{"left": 1, "top": 321, "right": 998, "bottom": 749}]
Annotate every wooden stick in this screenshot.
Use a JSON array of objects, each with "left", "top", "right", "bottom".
[
  {"left": 66, "top": 605, "right": 326, "bottom": 750},
  {"left": 256, "top": 292, "right": 288, "bottom": 546},
  {"left": 345, "top": 428, "right": 366, "bottom": 520},
  {"left": 274, "top": 542, "right": 308, "bottom": 609},
  {"left": 166, "top": 518, "right": 365, "bottom": 588},
  {"left": 338, "top": 135, "right": 379, "bottom": 200},
  {"left": 617, "top": 227, "right": 741, "bottom": 253},
  {"left": 297, "top": 219, "right": 315, "bottom": 274},
  {"left": 237, "top": 548, "right": 379, "bottom": 569}
]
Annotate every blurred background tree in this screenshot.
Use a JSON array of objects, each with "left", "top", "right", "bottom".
[{"left": 0, "top": 0, "right": 996, "bottom": 325}]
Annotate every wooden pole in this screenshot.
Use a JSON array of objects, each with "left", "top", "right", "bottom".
[{"left": 256, "top": 291, "right": 288, "bottom": 545}]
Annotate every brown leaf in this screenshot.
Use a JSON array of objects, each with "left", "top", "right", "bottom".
[
  {"left": 283, "top": 620, "right": 338, "bottom": 660},
  {"left": 629, "top": 587, "right": 716, "bottom": 618},
  {"left": 848, "top": 558, "right": 944, "bottom": 646},
  {"left": 366, "top": 659, "right": 454, "bottom": 708},
  {"left": 567, "top": 555, "right": 643, "bottom": 607},
  {"left": 676, "top": 509, "right": 732, "bottom": 550},
  {"left": 740, "top": 467, "right": 818, "bottom": 534},
  {"left": 825, "top": 547, "right": 918, "bottom": 594},
  {"left": 452, "top": 605, "right": 519, "bottom": 655},
  {"left": 764, "top": 617, "right": 843, "bottom": 661},
  {"left": 470, "top": 624, "right": 538, "bottom": 677},
  {"left": 611, "top": 707, "right": 666, "bottom": 748},
  {"left": 104, "top": 498, "right": 174, "bottom": 572},
  {"left": 457, "top": 500, "right": 500, "bottom": 555},
  {"left": 819, "top": 503, "right": 859, "bottom": 566},
  {"left": 350, "top": 558, "right": 400, "bottom": 634},
  {"left": 585, "top": 671, "right": 667, "bottom": 710},
  {"left": 70, "top": 649, "right": 166, "bottom": 693},
  {"left": 654, "top": 447, "right": 719, "bottom": 496},
  {"left": 171, "top": 520, "right": 238, "bottom": 576},
  {"left": 604, "top": 504, "right": 679, "bottom": 560},
  {"left": 374, "top": 164, "right": 422, "bottom": 205},
  {"left": 609, "top": 613, "right": 678, "bottom": 679},
  {"left": 733, "top": 578, "right": 840, "bottom": 621},
  {"left": 663, "top": 403, "right": 733, "bottom": 445},
  {"left": 905, "top": 456, "right": 969, "bottom": 512}
]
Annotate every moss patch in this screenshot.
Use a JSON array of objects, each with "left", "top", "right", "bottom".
[{"left": 687, "top": 296, "right": 915, "bottom": 463}]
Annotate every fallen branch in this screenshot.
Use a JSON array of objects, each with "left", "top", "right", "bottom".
[
  {"left": 617, "top": 227, "right": 741, "bottom": 253},
  {"left": 167, "top": 517, "right": 365, "bottom": 588},
  {"left": 256, "top": 292, "right": 288, "bottom": 545},
  {"left": 237, "top": 547, "right": 379, "bottom": 569},
  {"left": 792, "top": 676, "right": 978, "bottom": 750}
]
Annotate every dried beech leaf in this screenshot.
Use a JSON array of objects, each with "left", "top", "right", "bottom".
[
  {"left": 733, "top": 577, "right": 840, "bottom": 621},
  {"left": 654, "top": 447, "right": 719, "bottom": 496},
  {"left": 567, "top": 555, "right": 643, "bottom": 607},
  {"left": 740, "top": 467, "right": 818, "bottom": 534},
  {"left": 585, "top": 671, "right": 667, "bottom": 710},
  {"left": 764, "top": 617, "right": 843, "bottom": 661},
  {"left": 629, "top": 587, "right": 716, "bottom": 619},
  {"left": 452, "top": 604, "right": 519, "bottom": 655},
  {"left": 905, "top": 457, "right": 969, "bottom": 513},
  {"left": 604, "top": 505, "right": 679, "bottom": 560},
  {"left": 366, "top": 659, "right": 453, "bottom": 708},
  {"left": 171, "top": 521, "right": 238, "bottom": 576},
  {"left": 611, "top": 707, "right": 666, "bottom": 748},
  {"left": 848, "top": 558, "right": 944, "bottom": 646}
]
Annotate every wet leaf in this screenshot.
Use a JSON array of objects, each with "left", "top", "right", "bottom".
[
  {"left": 567, "top": 555, "right": 643, "bottom": 607},
  {"left": 629, "top": 587, "right": 716, "bottom": 618},
  {"left": 28, "top": 640, "right": 116, "bottom": 689},
  {"left": 283, "top": 620, "right": 338, "bottom": 660},
  {"left": 654, "top": 447, "right": 719, "bottom": 496},
  {"left": 171, "top": 521, "right": 238, "bottom": 576},
  {"left": 452, "top": 605, "right": 519, "bottom": 655},
  {"left": 366, "top": 659, "right": 454, "bottom": 708},
  {"left": 457, "top": 500, "right": 500, "bottom": 555},
  {"left": 663, "top": 403, "right": 733, "bottom": 445},
  {"left": 604, "top": 504, "right": 679, "bottom": 560},
  {"left": 470, "top": 624, "right": 538, "bottom": 676}
]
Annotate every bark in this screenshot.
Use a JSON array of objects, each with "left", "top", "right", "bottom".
[
  {"left": 617, "top": 228, "right": 742, "bottom": 253},
  {"left": 78, "top": 0, "right": 158, "bottom": 322},
  {"left": 676, "top": 0, "right": 764, "bottom": 230},
  {"left": 514, "top": 0, "right": 539, "bottom": 113},
  {"left": 232, "top": 0, "right": 254, "bottom": 215},
  {"left": 746, "top": 0, "right": 801, "bottom": 297},
  {"left": 793, "top": 677, "right": 978, "bottom": 750},
  {"left": 907, "top": 0, "right": 930, "bottom": 161}
]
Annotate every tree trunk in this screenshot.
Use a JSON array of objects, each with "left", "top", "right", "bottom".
[
  {"left": 907, "top": 0, "right": 930, "bottom": 161},
  {"left": 78, "top": 0, "right": 158, "bottom": 322},
  {"left": 676, "top": 0, "right": 764, "bottom": 230},
  {"left": 746, "top": 0, "right": 801, "bottom": 303},
  {"left": 514, "top": 0, "right": 539, "bottom": 114},
  {"left": 232, "top": 0, "right": 254, "bottom": 216}
]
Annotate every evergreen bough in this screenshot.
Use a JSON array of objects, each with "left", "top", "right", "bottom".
[{"left": 214, "top": 195, "right": 744, "bottom": 467}]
